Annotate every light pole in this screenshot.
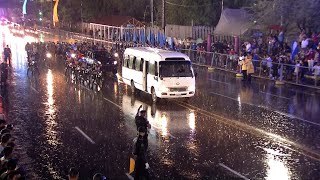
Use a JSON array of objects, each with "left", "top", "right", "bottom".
[
  {"left": 151, "top": 0, "right": 153, "bottom": 27},
  {"left": 161, "top": 0, "right": 165, "bottom": 31},
  {"left": 81, "top": 0, "right": 83, "bottom": 33},
  {"left": 144, "top": 5, "right": 150, "bottom": 23}
]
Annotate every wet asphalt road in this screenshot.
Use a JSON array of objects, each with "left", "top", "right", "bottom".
[{"left": 1, "top": 28, "right": 320, "bottom": 179}]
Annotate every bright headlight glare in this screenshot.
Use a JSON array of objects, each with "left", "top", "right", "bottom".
[{"left": 46, "top": 53, "right": 52, "bottom": 58}]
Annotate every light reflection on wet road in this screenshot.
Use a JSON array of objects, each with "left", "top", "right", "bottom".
[{"left": 1, "top": 27, "right": 320, "bottom": 179}]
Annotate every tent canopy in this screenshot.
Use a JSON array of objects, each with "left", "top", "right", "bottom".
[{"left": 214, "top": 8, "right": 252, "bottom": 36}]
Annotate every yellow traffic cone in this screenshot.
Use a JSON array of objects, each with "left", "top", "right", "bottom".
[{"left": 129, "top": 157, "right": 135, "bottom": 174}]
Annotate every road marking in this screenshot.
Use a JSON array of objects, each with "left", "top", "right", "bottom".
[
  {"left": 209, "top": 92, "right": 320, "bottom": 127},
  {"left": 219, "top": 163, "right": 250, "bottom": 180},
  {"left": 125, "top": 173, "right": 134, "bottom": 180},
  {"left": 174, "top": 100, "right": 320, "bottom": 162},
  {"left": 210, "top": 92, "right": 237, "bottom": 101},
  {"left": 260, "top": 91, "right": 290, "bottom": 100},
  {"left": 75, "top": 126, "right": 96, "bottom": 144},
  {"left": 272, "top": 110, "right": 320, "bottom": 127},
  {"left": 30, "top": 86, "right": 39, "bottom": 93},
  {"left": 208, "top": 79, "right": 231, "bottom": 85},
  {"left": 103, "top": 97, "right": 122, "bottom": 109}
]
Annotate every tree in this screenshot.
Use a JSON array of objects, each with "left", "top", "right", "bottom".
[
  {"left": 161, "top": 0, "right": 253, "bottom": 26},
  {"left": 254, "top": 0, "right": 320, "bottom": 33}
]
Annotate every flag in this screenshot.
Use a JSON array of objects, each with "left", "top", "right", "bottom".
[
  {"left": 147, "top": 29, "right": 151, "bottom": 43},
  {"left": 139, "top": 29, "right": 142, "bottom": 43},
  {"left": 170, "top": 37, "right": 174, "bottom": 49},
  {"left": 159, "top": 32, "right": 164, "bottom": 48},
  {"left": 133, "top": 30, "right": 137, "bottom": 42},
  {"left": 151, "top": 31, "right": 155, "bottom": 46},
  {"left": 118, "top": 29, "right": 121, "bottom": 41},
  {"left": 127, "top": 31, "right": 131, "bottom": 41},
  {"left": 142, "top": 29, "right": 146, "bottom": 45},
  {"left": 291, "top": 40, "right": 299, "bottom": 61},
  {"left": 157, "top": 31, "right": 161, "bottom": 44},
  {"left": 110, "top": 28, "right": 114, "bottom": 40}
]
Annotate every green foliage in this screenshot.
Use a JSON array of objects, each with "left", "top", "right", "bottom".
[
  {"left": 164, "top": 0, "right": 253, "bottom": 26},
  {"left": 255, "top": 0, "right": 320, "bottom": 32},
  {"left": 30, "top": 0, "right": 254, "bottom": 27}
]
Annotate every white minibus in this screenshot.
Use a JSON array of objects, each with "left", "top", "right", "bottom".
[{"left": 122, "top": 47, "right": 196, "bottom": 102}]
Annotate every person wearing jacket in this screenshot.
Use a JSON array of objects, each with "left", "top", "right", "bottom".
[
  {"left": 241, "top": 53, "right": 248, "bottom": 81},
  {"left": 135, "top": 105, "right": 151, "bottom": 132},
  {"left": 246, "top": 53, "right": 255, "bottom": 82},
  {"left": 132, "top": 126, "right": 150, "bottom": 180}
]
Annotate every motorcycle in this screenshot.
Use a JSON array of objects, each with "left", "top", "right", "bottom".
[{"left": 89, "top": 70, "right": 104, "bottom": 90}]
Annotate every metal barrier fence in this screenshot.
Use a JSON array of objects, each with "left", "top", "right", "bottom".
[
  {"left": 26, "top": 27, "right": 320, "bottom": 89},
  {"left": 182, "top": 49, "right": 320, "bottom": 89}
]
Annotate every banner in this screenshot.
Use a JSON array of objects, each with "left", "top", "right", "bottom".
[
  {"left": 23, "top": 0, "right": 28, "bottom": 15},
  {"left": 53, "top": 0, "right": 59, "bottom": 27}
]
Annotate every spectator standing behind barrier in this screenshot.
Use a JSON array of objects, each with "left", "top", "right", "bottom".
[
  {"left": 246, "top": 54, "right": 254, "bottom": 83},
  {"left": 266, "top": 55, "right": 273, "bottom": 78},
  {"left": 314, "top": 63, "right": 320, "bottom": 76},
  {"left": 306, "top": 48, "right": 315, "bottom": 72},
  {"left": 240, "top": 54, "right": 247, "bottom": 81}
]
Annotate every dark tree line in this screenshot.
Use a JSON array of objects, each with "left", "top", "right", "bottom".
[{"left": 27, "top": 0, "right": 252, "bottom": 28}]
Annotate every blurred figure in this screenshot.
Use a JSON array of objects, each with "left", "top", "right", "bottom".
[
  {"left": 0, "top": 61, "right": 8, "bottom": 87},
  {"left": 3, "top": 46, "right": 11, "bottom": 66},
  {"left": 93, "top": 173, "right": 108, "bottom": 180},
  {"left": 135, "top": 105, "right": 151, "bottom": 132},
  {"left": 132, "top": 126, "right": 149, "bottom": 180},
  {"left": 306, "top": 48, "right": 315, "bottom": 72},
  {"left": 68, "top": 167, "right": 79, "bottom": 180},
  {"left": 0, "top": 159, "right": 17, "bottom": 179},
  {"left": 246, "top": 53, "right": 254, "bottom": 82}
]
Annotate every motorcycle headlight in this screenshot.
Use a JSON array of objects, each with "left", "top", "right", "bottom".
[
  {"left": 114, "top": 53, "right": 119, "bottom": 58},
  {"left": 71, "top": 53, "right": 76, "bottom": 58},
  {"left": 113, "top": 61, "right": 117, "bottom": 65},
  {"left": 46, "top": 53, "right": 52, "bottom": 58}
]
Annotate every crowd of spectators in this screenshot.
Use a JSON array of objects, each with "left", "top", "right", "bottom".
[{"left": 0, "top": 96, "right": 26, "bottom": 180}]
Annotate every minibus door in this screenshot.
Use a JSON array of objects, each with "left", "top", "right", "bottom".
[{"left": 142, "top": 59, "right": 148, "bottom": 92}]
